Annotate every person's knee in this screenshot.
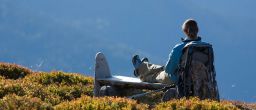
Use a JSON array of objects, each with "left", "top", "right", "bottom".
[{"left": 156, "top": 71, "right": 173, "bottom": 84}]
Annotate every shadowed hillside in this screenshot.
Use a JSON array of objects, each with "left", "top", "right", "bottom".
[{"left": 0, "top": 62, "right": 255, "bottom": 110}]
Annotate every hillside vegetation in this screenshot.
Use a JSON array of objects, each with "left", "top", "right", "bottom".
[{"left": 0, "top": 62, "right": 255, "bottom": 110}]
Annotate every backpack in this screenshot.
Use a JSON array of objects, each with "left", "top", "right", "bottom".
[{"left": 176, "top": 42, "right": 220, "bottom": 101}]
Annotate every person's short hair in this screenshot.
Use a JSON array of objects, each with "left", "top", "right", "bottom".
[{"left": 182, "top": 19, "right": 199, "bottom": 37}]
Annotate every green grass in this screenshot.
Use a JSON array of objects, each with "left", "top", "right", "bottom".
[{"left": 0, "top": 62, "right": 255, "bottom": 110}]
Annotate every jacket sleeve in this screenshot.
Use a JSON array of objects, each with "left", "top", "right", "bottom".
[{"left": 165, "top": 44, "right": 184, "bottom": 83}]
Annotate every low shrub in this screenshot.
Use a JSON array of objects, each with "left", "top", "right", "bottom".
[
  {"left": 230, "top": 100, "right": 256, "bottom": 110},
  {"left": 24, "top": 71, "right": 93, "bottom": 85},
  {"left": 154, "top": 97, "right": 239, "bottom": 110},
  {"left": 0, "top": 63, "right": 32, "bottom": 79},
  {"left": 21, "top": 82, "right": 62, "bottom": 106},
  {"left": 1, "top": 63, "right": 255, "bottom": 110},
  {"left": 0, "top": 81, "right": 25, "bottom": 98},
  {"left": 0, "top": 71, "right": 94, "bottom": 106},
  {"left": 21, "top": 72, "right": 94, "bottom": 105},
  {"left": 54, "top": 95, "right": 148, "bottom": 110},
  {"left": 0, "top": 94, "right": 53, "bottom": 110},
  {"left": 46, "top": 84, "right": 93, "bottom": 100},
  {"left": 0, "top": 76, "right": 5, "bottom": 80}
]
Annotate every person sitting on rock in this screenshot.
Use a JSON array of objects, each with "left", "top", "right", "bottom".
[{"left": 132, "top": 19, "right": 205, "bottom": 85}]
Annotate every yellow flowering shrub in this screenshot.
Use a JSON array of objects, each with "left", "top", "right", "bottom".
[
  {"left": 154, "top": 97, "right": 239, "bottom": 110},
  {"left": 0, "top": 94, "right": 53, "bottom": 110},
  {"left": 0, "top": 79, "right": 25, "bottom": 98},
  {"left": 24, "top": 71, "right": 93, "bottom": 85},
  {"left": 0, "top": 62, "right": 255, "bottom": 110},
  {"left": 0, "top": 63, "right": 94, "bottom": 107},
  {"left": 21, "top": 72, "right": 94, "bottom": 106},
  {"left": 54, "top": 95, "right": 148, "bottom": 110},
  {"left": 0, "top": 62, "right": 32, "bottom": 79}
]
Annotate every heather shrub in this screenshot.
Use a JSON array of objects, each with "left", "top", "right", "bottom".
[
  {"left": 24, "top": 71, "right": 93, "bottom": 85},
  {"left": 0, "top": 79, "right": 25, "bottom": 98},
  {"left": 0, "top": 94, "right": 53, "bottom": 110},
  {"left": 21, "top": 82, "right": 62, "bottom": 105},
  {"left": 0, "top": 76, "right": 4, "bottom": 80},
  {"left": 154, "top": 97, "right": 239, "bottom": 110},
  {"left": 0, "top": 70, "right": 94, "bottom": 106},
  {"left": 230, "top": 100, "right": 256, "bottom": 110},
  {"left": 0, "top": 63, "right": 32, "bottom": 79},
  {"left": 46, "top": 84, "right": 93, "bottom": 99},
  {"left": 0, "top": 63, "right": 255, "bottom": 109},
  {"left": 21, "top": 72, "right": 94, "bottom": 105},
  {"left": 54, "top": 95, "right": 148, "bottom": 110}
]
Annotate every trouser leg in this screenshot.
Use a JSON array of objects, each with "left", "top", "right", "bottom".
[
  {"left": 135, "top": 61, "right": 172, "bottom": 84},
  {"left": 156, "top": 71, "right": 173, "bottom": 84}
]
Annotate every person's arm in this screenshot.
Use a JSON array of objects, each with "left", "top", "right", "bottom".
[{"left": 165, "top": 44, "right": 184, "bottom": 83}]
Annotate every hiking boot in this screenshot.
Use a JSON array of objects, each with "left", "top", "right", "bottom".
[
  {"left": 132, "top": 55, "right": 142, "bottom": 69},
  {"left": 141, "top": 57, "right": 149, "bottom": 62},
  {"left": 134, "top": 69, "right": 139, "bottom": 77}
]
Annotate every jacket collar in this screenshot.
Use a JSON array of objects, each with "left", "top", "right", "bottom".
[{"left": 181, "top": 36, "right": 201, "bottom": 43}]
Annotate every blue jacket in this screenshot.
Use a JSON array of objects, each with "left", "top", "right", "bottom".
[{"left": 165, "top": 37, "right": 203, "bottom": 84}]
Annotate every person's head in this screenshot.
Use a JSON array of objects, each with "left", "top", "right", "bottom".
[{"left": 182, "top": 19, "right": 199, "bottom": 39}]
